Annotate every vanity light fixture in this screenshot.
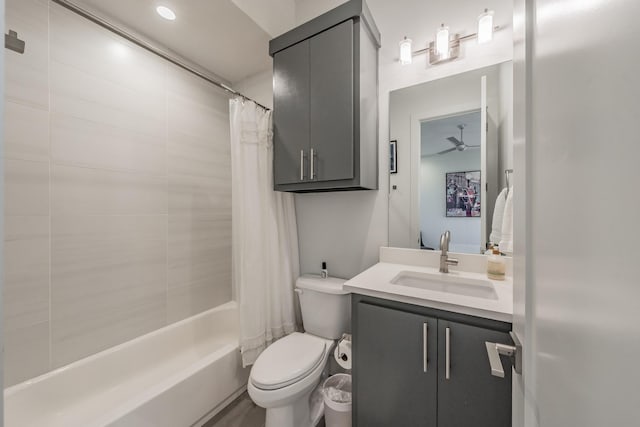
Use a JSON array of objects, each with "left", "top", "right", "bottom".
[
  {"left": 477, "top": 9, "right": 494, "bottom": 44},
  {"left": 156, "top": 5, "right": 176, "bottom": 21},
  {"left": 399, "top": 37, "right": 413, "bottom": 65},
  {"left": 398, "top": 8, "right": 500, "bottom": 67}
]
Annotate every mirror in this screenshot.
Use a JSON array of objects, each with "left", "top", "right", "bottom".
[{"left": 389, "top": 62, "right": 513, "bottom": 254}]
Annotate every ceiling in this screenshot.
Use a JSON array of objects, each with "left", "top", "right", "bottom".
[
  {"left": 73, "top": 0, "right": 274, "bottom": 84},
  {"left": 70, "top": 0, "right": 512, "bottom": 86},
  {"left": 421, "top": 111, "right": 481, "bottom": 156}
]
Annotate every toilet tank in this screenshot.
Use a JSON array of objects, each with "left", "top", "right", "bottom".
[{"left": 296, "top": 275, "right": 350, "bottom": 340}]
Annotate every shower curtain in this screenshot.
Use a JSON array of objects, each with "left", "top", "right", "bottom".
[{"left": 229, "top": 98, "right": 300, "bottom": 367}]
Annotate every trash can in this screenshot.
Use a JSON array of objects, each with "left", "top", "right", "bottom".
[{"left": 323, "top": 373, "right": 352, "bottom": 427}]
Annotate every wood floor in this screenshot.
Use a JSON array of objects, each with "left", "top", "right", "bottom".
[
  {"left": 203, "top": 393, "right": 265, "bottom": 427},
  {"left": 203, "top": 392, "right": 327, "bottom": 427}
]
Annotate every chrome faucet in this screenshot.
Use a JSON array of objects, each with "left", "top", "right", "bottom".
[{"left": 439, "top": 231, "right": 459, "bottom": 273}]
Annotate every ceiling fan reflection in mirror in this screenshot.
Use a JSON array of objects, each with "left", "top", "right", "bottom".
[{"left": 426, "top": 124, "right": 480, "bottom": 157}]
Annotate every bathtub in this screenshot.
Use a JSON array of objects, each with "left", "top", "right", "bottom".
[{"left": 5, "top": 301, "right": 249, "bottom": 427}]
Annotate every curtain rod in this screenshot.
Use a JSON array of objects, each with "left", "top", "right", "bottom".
[{"left": 50, "top": 0, "right": 271, "bottom": 111}]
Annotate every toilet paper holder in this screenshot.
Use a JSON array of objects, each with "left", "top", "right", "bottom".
[{"left": 337, "top": 333, "right": 352, "bottom": 361}]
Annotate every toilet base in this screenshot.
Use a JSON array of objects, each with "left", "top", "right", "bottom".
[
  {"left": 263, "top": 381, "right": 324, "bottom": 427},
  {"left": 265, "top": 388, "right": 311, "bottom": 427}
]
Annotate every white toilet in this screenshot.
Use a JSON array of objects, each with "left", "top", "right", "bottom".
[{"left": 247, "top": 274, "right": 350, "bottom": 427}]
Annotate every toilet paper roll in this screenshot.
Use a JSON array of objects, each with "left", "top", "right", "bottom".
[{"left": 334, "top": 339, "right": 352, "bottom": 370}]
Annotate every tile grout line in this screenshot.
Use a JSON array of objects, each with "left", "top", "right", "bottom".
[
  {"left": 165, "top": 86, "right": 170, "bottom": 325},
  {"left": 47, "top": 0, "right": 53, "bottom": 372}
]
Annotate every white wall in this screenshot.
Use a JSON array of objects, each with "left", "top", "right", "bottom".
[
  {"left": 420, "top": 152, "right": 481, "bottom": 252},
  {"left": 237, "top": 0, "right": 513, "bottom": 279},
  {"left": 294, "top": 0, "right": 348, "bottom": 25},
  {"left": 231, "top": 0, "right": 296, "bottom": 37},
  {"left": 233, "top": 68, "right": 274, "bottom": 109},
  {"left": 4, "top": 0, "right": 233, "bottom": 386}
]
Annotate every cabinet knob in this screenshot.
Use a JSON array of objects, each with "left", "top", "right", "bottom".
[{"left": 300, "top": 150, "right": 305, "bottom": 181}]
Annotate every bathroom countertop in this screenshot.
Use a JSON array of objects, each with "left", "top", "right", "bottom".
[{"left": 344, "top": 248, "right": 513, "bottom": 323}]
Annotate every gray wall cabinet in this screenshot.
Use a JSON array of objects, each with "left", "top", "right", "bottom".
[
  {"left": 269, "top": 0, "right": 380, "bottom": 192},
  {"left": 352, "top": 295, "right": 513, "bottom": 427}
]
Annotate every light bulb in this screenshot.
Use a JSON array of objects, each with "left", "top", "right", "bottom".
[
  {"left": 399, "top": 37, "right": 412, "bottom": 65},
  {"left": 478, "top": 9, "right": 494, "bottom": 44},
  {"left": 436, "top": 24, "right": 450, "bottom": 59},
  {"left": 156, "top": 6, "right": 176, "bottom": 21}
]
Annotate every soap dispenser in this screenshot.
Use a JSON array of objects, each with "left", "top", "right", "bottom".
[{"left": 487, "top": 248, "right": 505, "bottom": 281}]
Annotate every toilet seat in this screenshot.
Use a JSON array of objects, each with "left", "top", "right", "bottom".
[{"left": 251, "top": 333, "right": 327, "bottom": 390}]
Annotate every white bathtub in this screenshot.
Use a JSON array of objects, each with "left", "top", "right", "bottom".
[{"left": 5, "top": 301, "right": 249, "bottom": 427}]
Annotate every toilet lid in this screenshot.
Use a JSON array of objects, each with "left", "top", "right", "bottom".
[{"left": 251, "top": 333, "right": 326, "bottom": 390}]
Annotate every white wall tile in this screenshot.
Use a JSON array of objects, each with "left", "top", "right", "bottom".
[
  {"left": 50, "top": 3, "right": 167, "bottom": 97},
  {"left": 50, "top": 60, "right": 166, "bottom": 140},
  {"left": 5, "top": 0, "right": 49, "bottom": 108},
  {"left": 167, "top": 64, "right": 230, "bottom": 112},
  {"left": 3, "top": 215, "right": 51, "bottom": 386},
  {"left": 4, "top": 101, "right": 49, "bottom": 162},
  {"left": 51, "top": 215, "right": 167, "bottom": 367},
  {"left": 4, "top": 321, "right": 49, "bottom": 386},
  {"left": 168, "top": 92, "right": 230, "bottom": 141},
  {"left": 167, "top": 215, "right": 232, "bottom": 321},
  {"left": 4, "top": 215, "right": 50, "bottom": 327},
  {"left": 51, "top": 164, "right": 167, "bottom": 216},
  {"left": 167, "top": 276, "right": 232, "bottom": 323},
  {"left": 5, "top": 159, "right": 49, "bottom": 216},
  {"left": 169, "top": 173, "right": 231, "bottom": 217},
  {"left": 4, "top": 0, "right": 234, "bottom": 383},
  {"left": 51, "top": 112, "right": 167, "bottom": 175},
  {"left": 168, "top": 129, "right": 230, "bottom": 178}
]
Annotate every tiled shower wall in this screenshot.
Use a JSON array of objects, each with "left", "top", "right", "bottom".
[{"left": 4, "top": 0, "right": 232, "bottom": 386}]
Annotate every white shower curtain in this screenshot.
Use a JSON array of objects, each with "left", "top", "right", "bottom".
[{"left": 229, "top": 98, "right": 300, "bottom": 367}]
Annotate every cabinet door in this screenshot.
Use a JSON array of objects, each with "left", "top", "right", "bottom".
[
  {"left": 309, "top": 19, "right": 354, "bottom": 182},
  {"left": 273, "top": 40, "right": 310, "bottom": 185},
  {"left": 437, "top": 320, "right": 512, "bottom": 427},
  {"left": 354, "top": 302, "right": 437, "bottom": 427}
]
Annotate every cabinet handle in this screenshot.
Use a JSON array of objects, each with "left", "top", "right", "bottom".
[
  {"left": 310, "top": 148, "right": 315, "bottom": 180},
  {"left": 423, "top": 323, "right": 428, "bottom": 373},
  {"left": 300, "top": 150, "right": 305, "bottom": 181},
  {"left": 445, "top": 327, "right": 451, "bottom": 380}
]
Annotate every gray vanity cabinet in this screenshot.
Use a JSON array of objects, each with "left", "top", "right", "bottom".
[
  {"left": 437, "top": 320, "right": 512, "bottom": 427},
  {"left": 269, "top": 0, "right": 380, "bottom": 192},
  {"left": 352, "top": 295, "right": 513, "bottom": 427},
  {"left": 354, "top": 302, "right": 438, "bottom": 427}
]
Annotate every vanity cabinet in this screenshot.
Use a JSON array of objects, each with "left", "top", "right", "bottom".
[
  {"left": 356, "top": 302, "right": 438, "bottom": 426},
  {"left": 269, "top": 0, "right": 380, "bottom": 192},
  {"left": 352, "top": 295, "right": 513, "bottom": 427}
]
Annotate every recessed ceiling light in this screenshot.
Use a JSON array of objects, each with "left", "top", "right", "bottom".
[{"left": 156, "top": 6, "right": 176, "bottom": 21}]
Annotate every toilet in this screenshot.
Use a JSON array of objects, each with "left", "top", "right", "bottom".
[{"left": 247, "top": 274, "right": 350, "bottom": 427}]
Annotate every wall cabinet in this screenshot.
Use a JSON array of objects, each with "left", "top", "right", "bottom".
[
  {"left": 353, "top": 295, "right": 513, "bottom": 427},
  {"left": 269, "top": 0, "right": 380, "bottom": 192}
]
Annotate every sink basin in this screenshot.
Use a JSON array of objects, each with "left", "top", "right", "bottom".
[{"left": 390, "top": 271, "right": 498, "bottom": 300}]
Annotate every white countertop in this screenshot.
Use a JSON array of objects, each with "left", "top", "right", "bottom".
[{"left": 344, "top": 248, "right": 514, "bottom": 323}]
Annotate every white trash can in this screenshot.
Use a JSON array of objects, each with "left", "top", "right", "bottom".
[{"left": 323, "top": 373, "right": 352, "bottom": 427}]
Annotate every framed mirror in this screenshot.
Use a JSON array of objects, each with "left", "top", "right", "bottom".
[{"left": 388, "top": 62, "right": 513, "bottom": 254}]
